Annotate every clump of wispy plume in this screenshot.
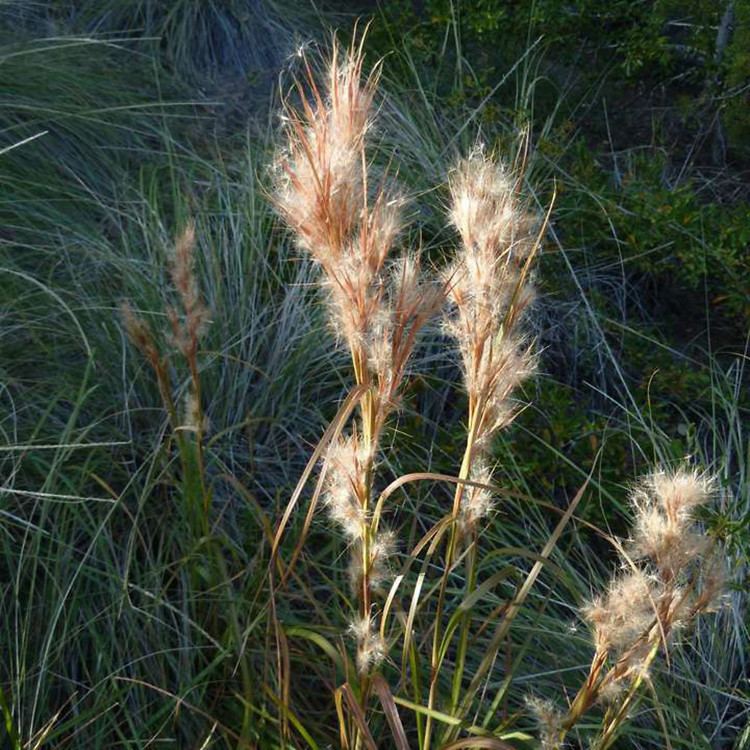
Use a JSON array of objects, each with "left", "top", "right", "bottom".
[
  {"left": 120, "top": 221, "right": 211, "bottom": 534},
  {"left": 443, "top": 146, "right": 540, "bottom": 531},
  {"left": 348, "top": 613, "right": 386, "bottom": 675},
  {"left": 273, "top": 33, "right": 389, "bottom": 358},
  {"left": 525, "top": 695, "right": 565, "bottom": 750},
  {"left": 274, "top": 35, "right": 375, "bottom": 251},
  {"left": 272, "top": 32, "right": 441, "bottom": 677},
  {"left": 584, "top": 469, "right": 722, "bottom": 666},
  {"left": 323, "top": 436, "right": 372, "bottom": 541},
  {"left": 166, "top": 220, "right": 210, "bottom": 367},
  {"left": 629, "top": 468, "right": 715, "bottom": 580},
  {"left": 543, "top": 466, "right": 726, "bottom": 749},
  {"left": 419, "top": 145, "right": 542, "bottom": 749},
  {"left": 120, "top": 220, "right": 211, "bottom": 433}
]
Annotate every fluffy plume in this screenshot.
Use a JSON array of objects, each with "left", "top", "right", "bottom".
[
  {"left": 583, "top": 571, "right": 660, "bottom": 653},
  {"left": 167, "top": 221, "right": 210, "bottom": 361},
  {"left": 562, "top": 466, "right": 726, "bottom": 742},
  {"left": 274, "top": 35, "right": 376, "bottom": 263},
  {"left": 525, "top": 696, "right": 564, "bottom": 750},
  {"left": 368, "top": 528, "right": 396, "bottom": 589},
  {"left": 583, "top": 469, "right": 721, "bottom": 662},
  {"left": 459, "top": 459, "right": 495, "bottom": 530},
  {"left": 273, "top": 36, "right": 398, "bottom": 358},
  {"left": 120, "top": 301, "right": 160, "bottom": 366},
  {"left": 630, "top": 468, "right": 714, "bottom": 579},
  {"left": 273, "top": 35, "right": 441, "bottom": 678},
  {"left": 443, "top": 147, "right": 540, "bottom": 529},
  {"left": 323, "top": 436, "right": 373, "bottom": 540},
  {"left": 349, "top": 614, "right": 386, "bottom": 675},
  {"left": 273, "top": 36, "right": 440, "bottom": 378},
  {"left": 444, "top": 149, "right": 538, "bottom": 451}
]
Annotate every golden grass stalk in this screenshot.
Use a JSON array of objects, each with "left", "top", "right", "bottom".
[
  {"left": 272, "top": 31, "right": 442, "bottom": 693},
  {"left": 121, "top": 221, "right": 211, "bottom": 533},
  {"left": 536, "top": 467, "right": 725, "bottom": 749},
  {"left": 421, "top": 146, "right": 542, "bottom": 748}
]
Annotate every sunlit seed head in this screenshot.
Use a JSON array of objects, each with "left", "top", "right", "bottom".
[
  {"left": 630, "top": 467, "right": 714, "bottom": 578},
  {"left": 583, "top": 571, "right": 658, "bottom": 652},
  {"left": 636, "top": 468, "right": 713, "bottom": 524},
  {"left": 369, "top": 529, "right": 397, "bottom": 589},
  {"left": 322, "top": 437, "right": 372, "bottom": 539},
  {"left": 459, "top": 460, "right": 495, "bottom": 530},
  {"left": 348, "top": 614, "right": 386, "bottom": 674}
]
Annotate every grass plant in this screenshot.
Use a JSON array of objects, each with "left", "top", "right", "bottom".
[
  {"left": 0, "top": 7, "right": 747, "bottom": 750},
  {"left": 265, "top": 34, "right": 743, "bottom": 750}
]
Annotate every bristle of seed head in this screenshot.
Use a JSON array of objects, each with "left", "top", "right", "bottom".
[
  {"left": 582, "top": 571, "right": 660, "bottom": 653},
  {"left": 525, "top": 695, "right": 564, "bottom": 750},
  {"left": 459, "top": 460, "right": 495, "bottom": 530},
  {"left": 630, "top": 468, "right": 714, "bottom": 578},
  {"left": 367, "top": 253, "right": 444, "bottom": 417},
  {"left": 120, "top": 301, "right": 158, "bottom": 363},
  {"left": 348, "top": 614, "right": 386, "bottom": 674},
  {"left": 444, "top": 149, "right": 539, "bottom": 460},
  {"left": 166, "top": 222, "right": 210, "bottom": 358},
  {"left": 369, "top": 529, "right": 396, "bottom": 589},
  {"left": 579, "top": 465, "right": 725, "bottom": 706},
  {"left": 273, "top": 37, "right": 377, "bottom": 265},
  {"left": 322, "top": 436, "right": 372, "bottom": 540}
]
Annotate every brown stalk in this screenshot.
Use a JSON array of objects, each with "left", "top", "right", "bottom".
[
  {"left": 551, "top": 469, "right": 724, "bottom": 748},
  {"left": 271, "top": 33, "right": 443, "bottom": 747}
]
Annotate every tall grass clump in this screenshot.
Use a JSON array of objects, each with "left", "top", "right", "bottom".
[
  {"left": 267, "top": 33, "right": 736, "bottom": 750},
  {"left": 0, "top": 16, "right": 337, "bottom": 745}
]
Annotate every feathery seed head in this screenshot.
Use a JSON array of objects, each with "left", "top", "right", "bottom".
[
  {"left": 366, "top": 253, "right": 444, "bottom": 414},
  {"left": 525, "top": 695, "right": 564, "bottom": 750},
  {"left": 449, "top": 150, "right": 513, "bottom": 251},
  {"left": 166, "top": 222, "right": 210, "bottom": 359},
  {"left": 643, "top": 468, "right": 713, "bottom": 523},
  {"left": 348, "top": 613, "right": 386, "bottom": 674},
  {"left": 574, "top": 467, "right": 725, "bottom": 737},
  {"left": 630, "top": 468, "right": 714, "bottom": 578},
  {"left": 323, "top": 436, "right": 373, "bottom": 540},
  {"left": 460, "top": 460, "right": 495, "bottom": 530},
  {"left": 583, "top": 571, "right": 659, "bottom": 652},
  {"left": 369, "top": 529, "right": 397, "bottom": 589},
  {"left": 272, "top": 33, "right": 427, "bottom": 399},
  {"left": 449, "top": 149, "right": 537, "bottom": 261},
  {"left": 120, "top": 301, "right": 159, "bottom": 364},
  {"left": 444, "top": 148, "right": 539, "bottom": 458},
  {"left": 170, "top": 221, "right": 198, "bottom": 306},
  {"left": 273, "top": 35, "right": 378, "bottom": 266}
]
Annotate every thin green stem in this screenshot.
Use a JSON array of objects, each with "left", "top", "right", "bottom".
[
  {"left": 449, "top": 537, "right": 477, "bottom": 714},
  {"left": 424, "top": 405, "right": 479, "bottom": 749}
]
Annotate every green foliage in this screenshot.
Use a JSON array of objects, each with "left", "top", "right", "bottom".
[
  {"left": 376, "top": 0, "right": 725, "bottom": 87},
  {"left": 724, "top": 1, "right": 750, "bottom": 150},
  {"left": 370, "top": 0, "right": 750, "bottom": 328},
  {"left": 556, "top": 143, "right": 750, "bottom": 322}
]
